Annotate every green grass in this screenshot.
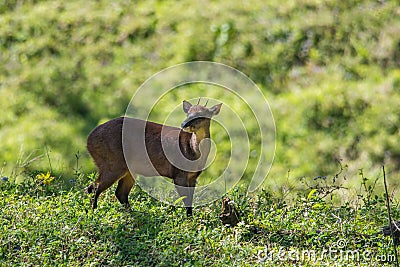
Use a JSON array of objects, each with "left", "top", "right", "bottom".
[
  {"left": 1, "top": 0, "right": 400, "bottom": 265},
  {"left": 1, "top": 0, "right": 400, "bottom": 193},
  {"left": 0, "top": 172, "right": 398, "bottom": 266}
]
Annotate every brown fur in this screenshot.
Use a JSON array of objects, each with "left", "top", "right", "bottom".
[{"left": 86, "top": 100, "right": 221, "bottom": 216}]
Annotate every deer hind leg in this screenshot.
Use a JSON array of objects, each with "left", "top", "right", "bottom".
[
  {"left": 91, "top": 169, "right": 126, "bottom": 209},
  {"left": 115, "top": 172, "right": 135, "bottom": 207}
]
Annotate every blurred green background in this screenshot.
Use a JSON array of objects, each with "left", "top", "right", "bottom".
[{"left": 1, "top": 0, "right": 399, "bottom": 198}]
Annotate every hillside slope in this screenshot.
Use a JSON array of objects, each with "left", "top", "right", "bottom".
[{"left": 1, "top": 0, "right": 399, "bottom": 195}]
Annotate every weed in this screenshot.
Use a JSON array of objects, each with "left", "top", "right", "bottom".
[{"left": 0, "top": 170, "right": 398, "bottom": 266}]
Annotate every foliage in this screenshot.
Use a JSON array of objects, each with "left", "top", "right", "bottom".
[
  {"left": 0, "top": 0, "right": 399, "bottom": 195},
  {"left": 1, "top": 0, "right": 399, "bottom": 194},
  {"left": 1, "top": 0, "right": 400, "bottom": 265},
  {"left": 0, "top": 175, "right": 398, "bottom": 266}
]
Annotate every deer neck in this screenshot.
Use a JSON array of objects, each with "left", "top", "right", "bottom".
[{"left": 190, "top": 127, "right": 210, "bottom": 158}]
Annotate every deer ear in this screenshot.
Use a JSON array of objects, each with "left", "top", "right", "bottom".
[
  {"left": 209, "top": 103, "right": 222, "bottom": 116},
  {"left": 183, "top": 100, "right": 192, "bottom": 113}
]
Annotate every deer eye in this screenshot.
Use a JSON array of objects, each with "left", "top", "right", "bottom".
[{"left": 190, "top": 118, "right": 202, "bottom": 125}]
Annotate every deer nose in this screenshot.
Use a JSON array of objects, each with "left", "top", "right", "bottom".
[{"left": 181, "top": 119, "right": 191, "bottom": 128}]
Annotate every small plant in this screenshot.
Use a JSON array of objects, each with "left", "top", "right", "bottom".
[
  {"left": 357, "top": 168, "right": 380, "bottom": 206},
  {"left": 300, "top": 159, "right": 348, "bottom": 199},
  {"left": 73, "top": 151, "right": 83, "bottom": 180},
  {"left": 36, "top": 171, "right": 55, "bottom": 185}
]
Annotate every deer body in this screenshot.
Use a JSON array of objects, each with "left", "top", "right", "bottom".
[{"left": 87, "top": 100, "right": 221, "bottom": 216}]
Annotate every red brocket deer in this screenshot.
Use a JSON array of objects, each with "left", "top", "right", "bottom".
[{"left": 86, "top": 100, "right": 222, "bottom": 216}]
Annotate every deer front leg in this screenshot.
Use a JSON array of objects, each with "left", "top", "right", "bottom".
[{"left": 174, "top": 176, "right": 196, "bottom": 216}]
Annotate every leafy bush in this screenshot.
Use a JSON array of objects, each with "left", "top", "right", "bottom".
[{"left": 1, "top": 0, "right": 400, "bottom": 196}]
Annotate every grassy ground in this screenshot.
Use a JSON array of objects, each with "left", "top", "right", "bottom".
[
  {"left": 2, "top": 1, "right": 400, "bottom": 265},
  {"left": 2, "top": 0, "right": 400, "bottom": 191},
  {"left": 0, "top": 171, "right": 398, "bottom": 266}
]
